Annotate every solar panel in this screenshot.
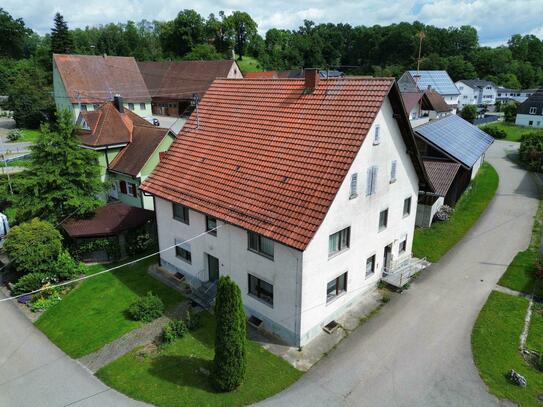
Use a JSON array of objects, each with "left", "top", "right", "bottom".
[
  {"left": 415, "top": 115, "right": 494, "bottom": 168},
  {"left": 409, "top": 71, "right": 460, "bottom": 95}
]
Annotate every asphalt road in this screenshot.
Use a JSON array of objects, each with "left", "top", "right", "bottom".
[{"left": 256, "top": 140, "right": 536, "bottom": 407}]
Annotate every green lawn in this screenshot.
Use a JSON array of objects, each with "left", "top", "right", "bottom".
[
  {"left": 35, "top": 257, "right": 183, "bottom": 358},
  {"left": 498, "top": 199, "right": 543, "bottom": 297},
  {"left": 472, "top": 290, "right": 543, "bottom": 407},
  {"left": 481, "top": 122, "right": 541, "bottom": 142},
  {"left": 237, "top": 56, "right": 263, "bottom": 74},
  {"left": 15, "top": 129, "right": 41, "bottom": 143},
  {"left": 413, "top": 163, "right": 499, "bottom": 262},
  {"left": 527, "top": 303, "right": 543, "bottom": 352},
  {"left": 4, "top": 158, "right": 31, "bottom": 167},
  {"left": 97, "top": 312, "right": 302, "bottom": 407}
]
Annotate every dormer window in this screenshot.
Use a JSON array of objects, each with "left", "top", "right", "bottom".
[
  {"left": 530, "top": 107, "right": 537, "bottom": 115},
  {"left": 373, "top": 124, "right": 381, "bottom": 145}
]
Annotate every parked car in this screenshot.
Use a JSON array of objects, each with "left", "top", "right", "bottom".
[{"left": 144, "top": 117, "right": 160, "bottom": 126}]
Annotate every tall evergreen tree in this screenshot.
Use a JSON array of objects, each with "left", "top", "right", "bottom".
[
  {"left": 51, "top": 12, "right": 74, "bottom": 54},
  {"left": 14, "top": 110, "right": 105, "bottom": 223},
  {"left": 212, "top": 276, "right": 247, "bottom": 392}
]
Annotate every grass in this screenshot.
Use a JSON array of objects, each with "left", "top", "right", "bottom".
[
  {"left": 412, "top": 162, "right": 499, "bottom": 262},
  {"left": 13, "top": 129, "right": 41, "bottom": 143},
  {"left": 481, "top": 122, "right": 541, "bottom": 142},
  {"left": 498, "top": 199, "right": 543, "bottom": 297},
  {"left": 527, "top": 303, "right": 543, "bottom": 352},
  {"left": 472, "top": 290, "right": 543, "bottom": 407},
  {"left": 236, "top": 56, "right": 262, "bottom": 74},
  {"left": 97, "top": 312, "right": 302, "bottom": 407},
  {"left": 3, "top": 158, "right": 31, "bottom": 168},
  {"left": 35, "top": 256, "right": 183, "bottom": 358}
]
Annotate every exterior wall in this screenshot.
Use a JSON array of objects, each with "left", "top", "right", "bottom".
[
  {"left": 516, "top": 113, "right": 543, "bottom": 128},
  {"left": 227, "top": 62, "right": 244, "bottom": 79},
  {"left": 155, "top": 197, "right": 303, "bottom": 344},
  {"left": 471, "top": 155, "right": 484, "bottom": 180},
  {"left": 96, "top": 147, "right": 123, "bottom": 181},
  {"left": 109, "top": 172, "right": 144, "bottom": 208},
  {"left": 456, "top": 82, "right": 477, "bottom": 110},
  {"left": 298, "top": 97, "right": 420, "bottom": 345},
  {"left": 416, "top": 196, "right": 444, "bottom": 227},
  {"left": 480, "top": 86, "right": 497, "bottom": 105},
  {"left": 53, "top": 60, "right": 75, "bottom": 118}
]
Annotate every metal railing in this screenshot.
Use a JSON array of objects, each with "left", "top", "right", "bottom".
[{"left": 382, "top": 257, "right": 429, "bottom": 288}]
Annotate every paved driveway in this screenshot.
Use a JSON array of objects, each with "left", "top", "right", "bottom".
[
  {"left": 0, "top": 292, "right": 148, "bottom": 407},
  {"left": 257, "top": 140, "right": 536, "bottom": 407}
]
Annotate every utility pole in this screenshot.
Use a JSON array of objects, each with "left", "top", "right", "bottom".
[{"left": 417, "top": 31, "right": 426, "bottom": 72}]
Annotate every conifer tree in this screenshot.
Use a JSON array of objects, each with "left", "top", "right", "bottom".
[{"left": 51, "top": 13, "right": 74, "bottom": 54}]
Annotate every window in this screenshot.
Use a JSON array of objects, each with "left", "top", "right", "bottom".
[
  {"left": 530, "top": 106, "right": 537, "bottom": 115},
  {"left": 366, "top": 166, "right": 378, "bottom": 196},
  {"left": 349, "top": 173, "right": 358, "bottom": 198},
  {"left": 366, "top": 255, "right": 376, "bottom": 278},
  {"left": 327, "top": 272, "right": 347, "bottom": 303},
  {"left": 206, "top": 216, "right": 217, "bottom": 236},
  {"left": 373, "top": 124, "right": 381, "bottom": 145},
  {"left": 530, "top": 121, "right": 534, "bottom": 126},
  {"left": 127, "top": 182, "right": 137, "bottom": 197},
  {"left": 80, "top": 104, "right": 87, "bottom": 111},
  {"left": 463, "top": 95, "right": 468, "bottom": 99},
  {"left": 119, "top": 180, "right": 127, "bottom": 194},
  {"left": 403, "top": 196, "right": 412, "bottom": 217},
  {"left": 248, "top": 274, "right": 274, "bottom": 306},
  {"left": 329, "top": 227, "right": 350, "bottom": 256},
  {"left": 140, "top": 103, "right": 146, "bottom": 110},
  {"left": 248, "top": 231, "right": 274, "bottom": 259},
  {"left": 173, "top": 203, "right": 189, "bottom": 224},
  {"left": 175, "top": 240, "right": 192, "bottom": 264},
  {"left": 93, "top": 104, "right": 99, "bottom": 110},
  {"left": 379, "top": 209, "right": 388, "bottom": 231},
  {"left": 128, "top": 103, "right": 134, "bottom": 110},
  {"left": 399, "top": 236, "right": 407, "bottom": 254},
  {"left": 390, "top": 160, "right": 397, "bottom": 183},
  {"left": 459, "top": 86, "right": 464, "bottom": 90}
]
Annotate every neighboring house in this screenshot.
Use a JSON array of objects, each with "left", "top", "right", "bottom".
[
  {"left": 244, "top": 70, "right": 344, "bottom": 79},
  {"left": 455, "top": 79, "right": 497, "bottom": 109},
  {"left": 137, "top": 60, "right": 243, "bottom": 117},
  {"left": 141, "top": 69, "right": 433, "bottom": 346},
  {"left": 496, "top": 87, "right": 537, "bottom": 104},
  {"left": 76, "top": 96, "right": 175, "bottom": 210},
  {"left": 401, "top": 89, "right": 452, "bottom": 127},
  {"left": 515, "top": 88, "right": 543, "bottom": 128},
  {"left": 53, "top": 54, "right": 152, "bottom": 121},
  {"left": 398, "top": 71, "right": 460, "bottom": 113}
]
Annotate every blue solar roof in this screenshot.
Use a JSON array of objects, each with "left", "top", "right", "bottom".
[
  {"left": 415, "top": 115, "right": 494, "bottom": 168},
  {"left": 408, "top": 70, "right": 460, "bottom": 95}
]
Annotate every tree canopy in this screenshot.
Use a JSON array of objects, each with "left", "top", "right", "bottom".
[{"left": 51, "top": 13, "right": 74, "bottom": 54}]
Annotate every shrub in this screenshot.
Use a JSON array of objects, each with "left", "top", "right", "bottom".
[
  {"left": 460, "top": 104, "right": 477, "bottom": 123},
  {"left": 185, "top": 309, "right": 201, "bottom": 331},
  {"left": 480, "top": 125, "right": 506, "bottom": 139},
  {"left": 127, "top": 291, "right": 164, "bottom": 322},
  {"left": 7, "top": 129, "right": 22, "bottom": 141},
  {"left": 519, "top": 133, "right": 543, "bottom": 171},
  {"left": 4, "top": 218, "right": 63, "bottom": 275},
  {"left": 212, "top": 276, "right": 247, "bottom": 392},
  {"left": 162, "top": 319, "right": 187, "bottom": 343},
  {"left": 11, "top": 272, "right": 51, "bottom": 295},
  {"left": 54, "top": 250, "right": 83, "bottom": 281},
  {"left": 503, "top": 101, "right": 520, "bottom": 122},
  {"left": 29, "top": 288, "right": 61, "bottom": 312}
]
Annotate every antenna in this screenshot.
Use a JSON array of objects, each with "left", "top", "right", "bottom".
[{"left": 417, "top": 31, "right": 426, "bottom": 72}]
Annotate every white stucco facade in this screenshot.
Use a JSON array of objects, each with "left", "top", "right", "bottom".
[
  {"left": 154, "top": 96, "right": 419, "bottom": 346},
  {"left": 516, "top": 114, "right": 543, "bottom": 128},
  {"left": 456, "top": 81, "right": 497, "bottom": 110}
]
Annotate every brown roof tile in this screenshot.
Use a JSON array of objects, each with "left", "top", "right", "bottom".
[
  {"left": 53, "top": 54, "right": 150, "bottom": 104},
  {"left": 142, "top": 77, "right": 428, "bottom": 250},
  {"left": 423, "top": 159, "right": 461, "bottom": 196}
]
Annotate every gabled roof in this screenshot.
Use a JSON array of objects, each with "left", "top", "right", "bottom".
[
  {"left": 53, "top": 54, "right": 150, "bottom": 104},
  {"left": 458, "top": 79, "right": 495, "bottom": 89},
  {"left": 401, "top": 71, "right": 459, "bottom": 96},
  {"left": 518, "top": 88, "right": 543, "bottom": 115},
  {"left": 244, "top": 71, "right": 279, "bottom": 79},
  {"left": 423, "top": 159, "right": 461, "bottom": 197},
  {"left": 137, "top": 60, "right": 240, "bottom": 100},
  {"left": 77, "top": 102, "right": 154, "bottom": 148},
  {"left": 142, "top": 76, "right": 430, "bottom": 251},
  {"left": 109, "top": 126, "right": 172, "bottom": 177},
  {"left": 62, "top": 202, "right": 154, "bottom": 238},
  {"left": 424, "top": 90, "right": 452, "bottom": 113},
  {"left": 276, "top": 69, "right": 344, "bottom": 78},
  {"left": 401, "top": 90, "right": 451, "bottom": 113},
  {"left": 415, "top": 115, "right": 494, "bottom": 169}
]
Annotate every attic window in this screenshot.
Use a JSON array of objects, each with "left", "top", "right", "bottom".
[
  {"left": 373, "top": 125, "right": 381, "bottom": 145},
  {"left": 530, "top": 107, "right": 537, "bottom": 115}
]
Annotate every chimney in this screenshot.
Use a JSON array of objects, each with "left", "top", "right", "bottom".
[
  {"left": 113, "top": 94, "right": 124, "bottom": 113},
  {"left": 304, "top": 68, "right": 320, "bottom": 93}
]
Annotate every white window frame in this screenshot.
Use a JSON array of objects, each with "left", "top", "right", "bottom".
[
  {"left": 373, "top": 124, "right": 381, "bottom": 145},
  {"left": 390, "top": 160, "right": 397, "bottom": 183},
  {"left": 349, "top": 173, "right": 358, "bottom": 199},
  {"left": 530, "top": 106, "right": 537, "bottom": 115}
]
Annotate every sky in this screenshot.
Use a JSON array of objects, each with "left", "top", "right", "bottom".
[{"left": 3, "top": 0, "right": 543, "bottom": 46}]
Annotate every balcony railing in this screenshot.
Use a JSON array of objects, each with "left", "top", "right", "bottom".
[{"left": 382, "top": 256, "right": 430, "bottom": 288}]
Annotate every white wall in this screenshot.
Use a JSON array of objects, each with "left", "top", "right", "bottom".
[
  {"left": 456, "top": 82, "right": 477, "bottom": 110},
  {"left": 516, "top": 114, "right": 543, "bottom": 128},
  {"left": 155, "top": 197, "right": 303, "bottom": 344},
  {"left": 298, "top": 97, "right": 420, "bottom": 345},
  {"left": 227, "top": 62, "right": 244, "bottom": 79},
  {"left": 470, "top": 155, "right": 484, "bottom": 180}
]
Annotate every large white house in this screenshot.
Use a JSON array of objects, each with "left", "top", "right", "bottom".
[
  {"left": 455, "top": 79, "right": 497, "bottom": 109},
  {"left": 142, "top": 70, "right": 433, "bottom": 346},
  {"left": 496, "top": 87, "right": 537, "bottom": 104},
  {"left": 515, "top": 88, "right": 543, "bottom": 128}
]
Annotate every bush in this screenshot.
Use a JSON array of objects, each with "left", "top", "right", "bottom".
[
  {"left": 4, "top": 218, "right": 63, "bottom": 275},
  {"left": 127, "top": 291, "right": 164, "bottom": 322},
  {"left": 11, "top": 272, "right": 51, "bottom": 296},
  {"left": 519, "top": 133, "right": 543, "bottom": 171},
  {"left": 503, "top": 101, "right": 520, "bottom": 123},
  {"left": 460, "top": 104, "right": 477, "bottom": 123},
  {"left": 54, "top": 250, "right": 83, "bottom": 281},
  {"left": 162, "top": 319, "right": 187, "bottom": 343},
  {"left": 7, "top": 129, "right": 22, "bottom": 141},
  {"left": 480, "top": 125, "right": 506, "bottom": 139},
  {"left": 212, "top": 276, "right": 247, "bottom": 392},
  {"left": 29, "top": 288, "right": 61, "bottom": 312},
  {"left": 185, "top": 309, "right": 201, "bottom": 331}
]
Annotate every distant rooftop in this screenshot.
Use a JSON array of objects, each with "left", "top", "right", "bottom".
[{"left": 401, "top": 71, "right": 460, "bottom": 96}]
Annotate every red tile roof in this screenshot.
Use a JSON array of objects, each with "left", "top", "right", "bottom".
[
  {"left": 244, "top": 71, "right": 279, "bottom": 79},
  {"left": 137, "top": 60, "right": 240, "bottom": 100},
  {"left": 62, "top": 202, "right": 154, "bottom": 238},
  {"left": 142, "top": 77, "right": 429, "bottom": 250},
  {"left": 424, "top": 90, "right": 452, "bottom": 113},
  {"left": 423, "top": 159, "right": 461, "bottom": 196},
  {"left": 53, "top": 54, "right": 150, "bottom": 104}
]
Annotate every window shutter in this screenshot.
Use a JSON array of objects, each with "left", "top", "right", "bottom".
[
  {"left": 371, "top": 166, "right": 378, "bottom": 195},
  {"left": 119, "top": 181, "right": 127, "bottom": 194},
  {"left": 373, "top": 125, "right": 380, "bottom": 144},
  {"left": 366, "top": 168, "right": 372, "bottom": 196},
  {"left": 132, "top": 183, "right": 138, "bottom": 197},
  {"left": 390, "top": 160, "right": 397, "bottom": 182},
  {"left": 350, "top": 173, "right": 358, "bottom": 198}
]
